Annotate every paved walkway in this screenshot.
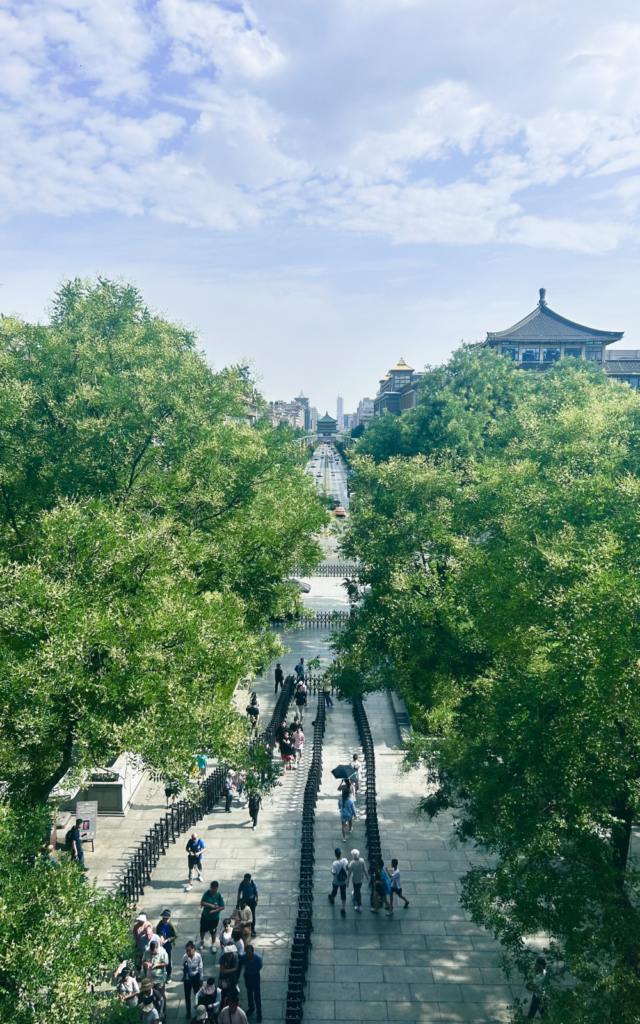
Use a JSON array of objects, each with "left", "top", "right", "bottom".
[{"left": 305, "top": 691, "right": 516, "bottom": 1023}]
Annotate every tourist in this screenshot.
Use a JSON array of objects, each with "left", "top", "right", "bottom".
[
  {"left": 220, "top": 918, "right": 234, "bottom": 949},
  {"left": 69, "top": 817, "right": 85, "bottom": 868},
  {"left": 200, "top": 880, "right": 225, "bottom": 949},
  {"left": 246, "top": 697, "right": 260, "bottom": 732},
  {"left": 526, "top": 958, "right": 548, "bottom": 1018},
  {"left": 142, "top": 938, "right": 168, "bottom": 990},
  {"left": 141, "top": 922, "right": 163, "bottom": 957},
  {"left": 218, "top": 989, "right": 248, "bottom": 1024},
  {"left": 294, "top": 683, "right": 307, "bottom": 720},
  {"left": 133, "top": 913, "right": 148, "bottom": 950},
  {"left": 237, "top": 873, "right": 259, "bottom": 936},
  {"left": 371, "top": 861, "right": 392, "bottom": 915},
  {"left": 192, "top": 1005, "right": 209, "bottom": 1023},
  {"left": 389, "top": 859, "right": 410, "bottom": 909},
  {"left": 248, "top": 791, "right": 261, "bottom": 830},
  {"left": 185, "top": 831, "right": 205, "bottom": 891},
  {"left": 218, "top": 944, "right": 240, "bottom": 1002},
  {"left": 224, "top": 772, "right": 235, "bottom": 813},
  {"left": 338, "top": 782, "right": 357, "bottom": 841},
  {"left": 157, "top": 908, "right": 178, "bottom": 980},
  {"left": 275, "top": 719, "right": 287, "bottom": 744},
  {"left": 293, "top": 724, "right": 305, "bottom": 763},
  {"left": 350, "top": 754, "right": 361, "bottom": 798},
  {"left": 348, "top": 849, "right": 368, "bottom": 913},
  {"left": 279, "top": 731, "right": 294, "bottom": 772},
  {"left": 231, "top": 899, "right": 253, "bottom": 944},
  {"left": 295, "top": 657, "right": 305, "bottom": 679},
  {"left": 274, "top": 663, "right": 284, "bottom": 693},
  {"left": 196, "top": 977, "right": 222, "bottom": 1020},
  {"left": 322, "top": 680, "right": 334, "bottom": 708},
  {"left": 288, "top": 712, "right": 301, "bottom": 735},
  {"left": 164, "top": 778, "right": 180, "bottom": 805},
  {"left": 138, "top": 980, "right": 162, "bottom": 1024},
  {"left": 116, "top": 965, "right": 140, "bottom": 1007},
  {"left": 242, "top": 945, "right": 263, "bottom": 1022},
  {"left": 182, "top": 941, "right": 203, "bottom": 1017},
  {"left": 328, "top": 847, "right": 349, "bottom": 917}
]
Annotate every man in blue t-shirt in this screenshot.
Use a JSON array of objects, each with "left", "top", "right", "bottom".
[
  {"left": 70, "top": 818, "right": 85, "bottom": 868},
  {"left": 242, "top": 945, "right": 263, "bottom": 1022},
  {"left": 237, "top": 873, "right": 258, "bottom": 936},
  {"left": 185, "top": 832, "right": 205, "bottom": 890}
]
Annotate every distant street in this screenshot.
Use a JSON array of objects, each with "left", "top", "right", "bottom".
[{"left": 306, "top": 440, "right": 350, "bottom": 509}]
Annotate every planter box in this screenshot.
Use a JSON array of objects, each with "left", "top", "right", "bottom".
[{"left": 58, "top": 754, "right": 146, "bottom": 816}]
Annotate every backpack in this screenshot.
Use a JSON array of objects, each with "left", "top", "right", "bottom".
[
  {"left": 337, "top": 862, "right": 348, "bottom": 884},
  {"left": 65, "top": 826, "right": 77, "bottom": 848}
]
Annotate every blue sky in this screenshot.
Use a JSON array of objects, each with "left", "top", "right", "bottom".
[{"left": 1, "top": 0, "right": 640, "bottom": 414}]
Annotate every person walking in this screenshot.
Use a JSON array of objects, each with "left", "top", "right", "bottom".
[
  {"left": 274, "top": 663, "right": 284, "bottom": 693},
  {"left": 338, "top": 783, "right": 357, "bottom": 841},
  {"left": 218, "top": 989, "right": 248, "bottom": 1024},
  {"left": 275, "top": 719, "right": 287, "bottom": 744},
  {"left": 248, "top": 791, "right": 261, "bottom": 830},
  {"left": 116, "top": 966, "right": 140, "bottom": 1008},
  {"left": 350, "top": 754, "right": 361, "bottom": 799},
  {"left": 200, "top": 880, "right": 225, "bottom": 949},
  {"left": 293, "top": 724, "right": 305, "bottom": 764},
  {"left": 133, "top": 913, "right": 148, "bottom": 951},
  {"left": 218, "top": 945, "right": 240, "bottom": 1003},
  {"left": 237, "top": 873, "right": 258, "bottom": 936},
  {"left": 294, "top": 684, "right": 306, "bottom": 722},
  {"left": 389, "top": 859, "right": 410, "bottom": 909},
  {"left": 157, "top": 909, "right": 178, "bottom": 981},
  {"left": 526, "top": 958, "right": 548, "bottom": 1017},
  {"left": 328, "top": 847, "right": 349, "bottom": 917},
  {"left": 242, "top": 945, "right": 263, "bottom": 1022},
  {"left": 142, "top": 938, "right": 168, "bottom": 986},
  {"left": 231, "top": 900, "right": 253, "bottom": 944},
  {"left": 182, "top": 942, "right": 204, "bottom": 1018},
  {"left": 138, "top": 980, "right": 163, "bottom": 1023},
  {"left": 185, "top": 832, "right": 205, "bottom": 890},
  {"left": 371, "top": 862, "right": 393, "bottom": 915},
  {"left": 322, "top": 680, "right": 334, "bottom": 708},
  {"left": 246, "top": 698, "right": 260, "bottom": 733},
  {"left": 196, "top": 977, "right": 222, "bottom": 1020},
  {"left": 348, "top": 849, "right": 368, "bottom": 913},
  {"left": 224, "top": 772, "right": 235, "bottom": 813},
  {"left": 279, "top": 731, "right": 294, "bottom": 772},
  {"left": 69, "top": 818, "right": 85, "bottom": 869}
]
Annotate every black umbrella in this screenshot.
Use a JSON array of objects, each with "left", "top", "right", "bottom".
[{"left": 332, "top": 764, "right": 356, "bottom": 780}]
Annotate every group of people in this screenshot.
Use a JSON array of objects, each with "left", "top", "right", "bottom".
[
  {"left": 329, "top": 849, "right": 411, "bottom": 916},
  {"left": 118, "top": 872, "right": 263, "bottom": 1022},
  {"left": 275, "top": 714, "right": 305, "bottom": 771}
]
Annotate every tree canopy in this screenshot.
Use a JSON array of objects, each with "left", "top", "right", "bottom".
[
  {"left": 0, "top": 278, "right": 327, "bottom": 804},
  {"left": 336, "top": 352, "right": 640, "bottom": 1022}
]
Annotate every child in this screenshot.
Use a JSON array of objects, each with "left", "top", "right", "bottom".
[{"left": 389, "top": 858, "right": 410, "bottom": 909}]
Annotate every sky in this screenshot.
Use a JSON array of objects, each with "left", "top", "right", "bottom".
[{"left": 2, "top": 0, "right": 640, "bottom": 414}]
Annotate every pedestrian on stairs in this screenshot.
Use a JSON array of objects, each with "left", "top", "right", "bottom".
[
  {"left": 329, "top": 847, "right": 349, "bottom": 917},
  {"left": 199, "top": 881, "right": 225, "bottom": 949},
  {"left": 274, "top": 663, "right": 284, "bottom": 693},
  {"left": 348, "top": 849, "right": 368, "bottom": 913},
  {"left": 338, "top": 783, "right": 357, "bottom": 841},
  {"left": 185, "top": 832, "right": 205, "bottom": 890}
]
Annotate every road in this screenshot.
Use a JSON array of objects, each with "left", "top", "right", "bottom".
[{"left": 306, "top": 440, "right": 350, "bottom": 510}]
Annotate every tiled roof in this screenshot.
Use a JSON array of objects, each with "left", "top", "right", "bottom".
[
  {"left": 485, "top": 289, "right": 623, "bottom": 345},
  {"left": 604, "top": 361, "right": 640, "bottom": 374},
  {"left": 317, "top": 411, "right": 338, "bottom": 424}
]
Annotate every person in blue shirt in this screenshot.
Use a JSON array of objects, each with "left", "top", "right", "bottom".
[
  {"left": 242, "top": 945, "right": 263, "bottom": 1022},
  {"left": 237, "top": 873, "right": 258, "bottom": 936},
  {"left": 185, "top": 832, "right": 205, "bottom": 891},
  {"left": 69, "top": 818, "right": 85, "bottom": 869}
]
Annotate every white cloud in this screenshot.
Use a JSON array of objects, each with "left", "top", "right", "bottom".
[{"left": 0, "top": 0, "right": 640, "bottom": 252}]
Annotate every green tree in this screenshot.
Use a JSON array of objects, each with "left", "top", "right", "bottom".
[
  {"left": 336, "top": 355, "right": 640, "bottom": 1022},
  {"left": 0, "top": 278, "right": 327, "bottom": 803},
  {"left": 0, "top": 802, "right": 134, "bottom": 1024}
]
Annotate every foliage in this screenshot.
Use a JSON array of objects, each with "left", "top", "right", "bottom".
[
  {"left": 0, "top": 802, "right": 134, "bottom": 1024},
  {"left": 335, "top": 353, "right": 640, "bottom": 1022},
  {"left": 0, "top": 278, "right": 328, "bottom": 802}
]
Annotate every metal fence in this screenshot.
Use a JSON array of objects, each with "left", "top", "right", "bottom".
[
  {"left": 271, "top": 611, "right": 351, "bottom": 629},
  {"left": 290, "top": 563, "right": 361, "bottom": 578},
  {"left": 118, "top": 677, "right": 298, "bottom": 903},
  {"left": 285, "top": 691, "right": 326, "bottom": 1024},
  {"left": 351, "top": 696, "right": 382, "bottom": 894}
]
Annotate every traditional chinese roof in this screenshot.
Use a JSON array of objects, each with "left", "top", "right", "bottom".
[
  {"left": 390, "top": 357, "right": 414, "bottom": 371},
  {"left": 317, "top": 411, "right": 338, "bottom": 425},
  {"left": 485, "top": 289, "right": 623, "bottom": 345}
]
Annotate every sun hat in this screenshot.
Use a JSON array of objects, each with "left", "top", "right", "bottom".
[
  {"left": 161, "top": 909, "right": 171, "bottom": 918},
  {"left": 351, "top": 849, "right": 359, "bottom": 858},
  {"left": 224, "top": 944, "right": 238, "bottom": 954},
  {"left": 196, "top": 1008, "right": 207, "bottom": 1020},
  {"left": 135, "top": 913, "right": 147, "bottom": 922},
  {"left": 140, "top": 978, "right": 153, "bottom": 991}
]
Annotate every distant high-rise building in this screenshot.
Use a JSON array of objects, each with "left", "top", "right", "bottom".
[
  {"left": 295, "top": 392, "right": 310, "bottom": 430},
  {"left": 355, "top": 397, "right": 374, "bottom": 429},
  {"left": 310, "top": 407, "right": 318, "bottom": 431},
  {"left": 337, "top": 395, "right": 344, "bottom": 424}
]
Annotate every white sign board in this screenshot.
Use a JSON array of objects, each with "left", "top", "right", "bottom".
[{"left": 76, "top": 800, "right": 98, "bottom": 840}]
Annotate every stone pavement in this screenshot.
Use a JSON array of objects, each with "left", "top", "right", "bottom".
[{"left": 304, "top": 691, "right": 518, "bottom": 1023}]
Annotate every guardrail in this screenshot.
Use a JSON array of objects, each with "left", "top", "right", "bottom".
[
  {"left": 290, "top": 563, "right": 360, "bottom": 578},
  {"left": 271, "top": 611, "right": 351, "bottom": 628},
  {"left": 118, "top": 677, "right": 298, "bottom": 902},
  {"left": 351, "top": 696, "right": 382, "bottom": 898},
  {"left": 285, "top": 692, "right": 326, "bottom": 1024}
]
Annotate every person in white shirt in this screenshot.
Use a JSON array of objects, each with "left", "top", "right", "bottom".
[
  {"left": 218, "top": 989, "right": 248, "bottom": 1024},
  {"left": 389, "top": 858, "right": 410, "bottom": 909},
  {"left": 348, "top": 849, "right": 369, "bottom": 913},
  {"left": 350, "top": 754, "right": 362, "bottom": 798},
  {"left": 328, "top": 846, "right": 349, "bottom": 917}
]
